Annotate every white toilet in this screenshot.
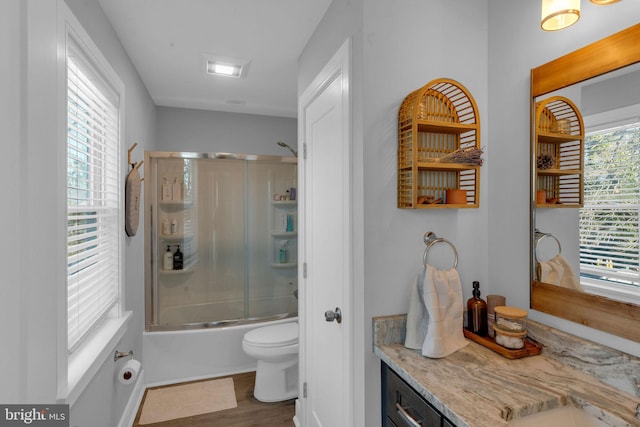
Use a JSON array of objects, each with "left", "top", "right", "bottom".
[{"left": 242, "top": 322, "right": 299, "bottom": 402}]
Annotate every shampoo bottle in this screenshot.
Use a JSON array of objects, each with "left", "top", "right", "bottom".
[
  {"left": 173, "top": 245, "right": 184, "bottom": 270},
  {"left": 279, "top": 240, "right": 288, "bottom": 263},
  {"left": 163, "top": 246, "right": 173, "bottom": 271},
  {"left": 466, "top": 281, "right": 488, "bottom": 336},
  {"left": 162, "top": 177, "right": 171, "bottom": 201},
  {"left": 162, "top": 218, "right": 170, "bottom": 235},
  {"left": 286, "top": 214, "right": 294, "bottom": 232},
  {"left": 172, "top": 177, "right": 182, "bottom": 201}
]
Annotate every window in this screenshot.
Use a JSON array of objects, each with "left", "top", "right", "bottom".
[
  {"left": 66, "top": 37, "right": 122, "bottom": 351},
  {"left": 579, "top": 115, "right": 640, "bottom": 300}
]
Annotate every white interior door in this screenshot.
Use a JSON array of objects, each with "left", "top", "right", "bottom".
[{"left": 298, "top": 39, "right": 352, "bottom": 427}]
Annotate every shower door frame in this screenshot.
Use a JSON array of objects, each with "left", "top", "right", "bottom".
[{"left": 144, "top": 151, "right": 298, "bottom": 332}]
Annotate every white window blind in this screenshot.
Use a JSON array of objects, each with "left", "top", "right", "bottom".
[
  {"left": 579, "top": 122, "right": 640, "bottom": 290},
  {"left": 67, "top": 40, "right": 121, "bottom": 352}
]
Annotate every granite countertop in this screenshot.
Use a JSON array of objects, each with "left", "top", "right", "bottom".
[{"left": 373, "top": 315, "right": 640, "bottom": 427}]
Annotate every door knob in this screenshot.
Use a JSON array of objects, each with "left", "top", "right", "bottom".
[{"left": 324, "top": 307, "right": 342, "bottom": 324}]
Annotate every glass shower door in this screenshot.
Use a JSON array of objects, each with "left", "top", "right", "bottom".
[{"left": 146, "top": 152, "right": 297, "bottom": 331}]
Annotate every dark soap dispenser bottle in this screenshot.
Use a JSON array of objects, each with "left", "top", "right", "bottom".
[
  {"left": 173, "top": 245, "right": 184, "bottom": 270},
  {"left": 466, "top": 281, "right": 488, "bottom": 336}
]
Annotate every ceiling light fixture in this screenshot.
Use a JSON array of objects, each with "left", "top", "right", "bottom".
[
  {"left": 590, "top": 0, "right": 621, "bottom": 4},
  {"left": 541, "top": 0, "right": 581, "bottom": 31},
  {"left": 203, "top": 53, "right": 250, "bottom": 79},
  {"left": 207, "top": 61, "right": 243, "bottom": 78}
]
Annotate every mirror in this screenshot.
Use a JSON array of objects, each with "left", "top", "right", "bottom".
[{"left": 530, "top": 23, "right": 640, "bottom": 343}]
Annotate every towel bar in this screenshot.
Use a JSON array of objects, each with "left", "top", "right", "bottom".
[{"left": 423, "top": 231, "right": 458, "bottom": 269}]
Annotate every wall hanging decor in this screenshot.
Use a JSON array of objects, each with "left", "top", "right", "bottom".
[{"left": 125, "top": 142, "right": 144, "bottom": 236}]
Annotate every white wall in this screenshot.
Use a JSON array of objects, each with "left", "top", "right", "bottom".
[
  {"left": 0, "top": 0, "right": 156, "bottom": 425},
  {"left": 156, "top": 106, "right": 297, "bottom": 155}
]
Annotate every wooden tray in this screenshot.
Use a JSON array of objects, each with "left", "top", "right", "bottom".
[{"left": 463, "top": 329, "right": 542, "bottom": 359}]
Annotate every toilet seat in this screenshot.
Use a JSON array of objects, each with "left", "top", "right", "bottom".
[{"left": 243, "top": 323, "right": 298, "bottom": 348}]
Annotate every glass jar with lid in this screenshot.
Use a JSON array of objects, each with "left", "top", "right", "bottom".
[{"left": 494, "top": 306, "right": 527, "bottom": 334}]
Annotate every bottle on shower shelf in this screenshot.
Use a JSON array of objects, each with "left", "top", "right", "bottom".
[
  {"left": 279, "top": 240, "right": 289, "bottom": 264},
  {"left": 286, "top": 213, "right": 294, "bottom": 232},
  {"left": 173, "top": 245, "right": 184, "bottom": 270},
  {"left": 162, "top": 177, "right": 171, "bottom": 201},
  {"left": 163, "top": 245, "right": 173, "bottom": 271}
]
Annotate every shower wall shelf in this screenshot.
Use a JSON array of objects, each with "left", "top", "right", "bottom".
[
  {"left": 271, "top": 231, "right": 297, "bottom": 238},
  {"left": 158, "top": 267, "right": 195, "bottom": 275},
  {"left": 397, "top": 78, "right": 481, "bottom": 209},
  {"left": 534, "top": 96, "right": 584, "bottom": 208},
  {"left": 271, "top": 262, "right": 298, "bottom": 269},
  {"left": 271, "top": 199, "right": 297, "bottom": 269},
  {"left": 159, "top": 200, "right": 193, "bottom": 209}
]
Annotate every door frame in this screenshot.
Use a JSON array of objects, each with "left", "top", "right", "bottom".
[{"left": 297, "top": 37, "right": 353, "bottom": 426}]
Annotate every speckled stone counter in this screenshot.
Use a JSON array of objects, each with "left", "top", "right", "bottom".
[{"left": 373, "top": 314, "right": 640, "bottom": 427}]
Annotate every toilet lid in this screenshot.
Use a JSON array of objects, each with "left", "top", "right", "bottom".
[{"left": 244, "top": 323, "right": 298, "bottom": 348}]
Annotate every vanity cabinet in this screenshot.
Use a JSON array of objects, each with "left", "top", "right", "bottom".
[
  {"left": 534, "top": 96, "right": 584, "bottom": 208},
  {"left": 397, "top": 78, "right": 481, "bottom": 209},
  {"left": 382, "top": 363, "right": 455, "bottom": 427}
]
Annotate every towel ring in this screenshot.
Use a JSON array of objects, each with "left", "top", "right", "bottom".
[
  {"left": 534, "top": 229, "right": 561, "bottom": 262},
  {"left": 423, "top": 231, "right": 458, "bottom": 269}
]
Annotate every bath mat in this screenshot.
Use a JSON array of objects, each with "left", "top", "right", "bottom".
[{"left": 138, "top": 377, "right": 237, "bottom": 425}]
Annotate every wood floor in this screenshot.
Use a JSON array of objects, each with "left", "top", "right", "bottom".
[{"left": 132, "top": 372, "right": 296, "bottom": 427}]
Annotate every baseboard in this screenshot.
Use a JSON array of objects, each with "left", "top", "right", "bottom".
[
  {"left": 293, "top": 398, "right": 301, "bottom": 427},
  {"left": 144, "top": 367, "right": 255, "bottom": 388},
  {"left": 117, "top": 370, "right": 145, "bottom": 427}
]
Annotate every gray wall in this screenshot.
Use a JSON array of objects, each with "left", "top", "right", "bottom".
[
  {"left": 297, "top": 0, "right": 367, "bottom": 423},
  {"left": 300, "top": 1, "right": 640, "bottom": 426},
  {"left": 0, "top": 0, "right": 27, "bottom": 403},
  {"left": 63, "top": 0, "right": 157, "bottom": 424},
  {"left": 0, "top": 0, "right": 156, "bottom": 425},
  {"left": 156, "top": 107, "right": 297, "bottom": 155},
  {"left": 63, "top": 0, "right": 158, "bottom": 423},
  {"left": 299, "top": 1, "right": 490, "bottom": 425},
  {"left": 4, "top": 1, "right": 640, "bottom": 426},
  {"left": 487, "top": 0, "right": 640, "bottom": 356}
]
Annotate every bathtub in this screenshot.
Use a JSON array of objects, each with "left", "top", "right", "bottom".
[{"left": 143, "top": 309, "right": 297, "bottom": 386}]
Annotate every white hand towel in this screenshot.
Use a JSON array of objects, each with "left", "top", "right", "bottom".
[
  {"left": 537, "top": 254, "right": 582, "bottom": 291},
  {"left": 404, "top": 265, "right": 468, "bottom": 358},
  {"left": 404, "top": 268, "right": 428, "bottom": 350},
  {"left": 421, "top": 265, "right": 468, "bottom": 358}
]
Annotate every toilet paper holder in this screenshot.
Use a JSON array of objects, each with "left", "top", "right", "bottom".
[{"left": 114, "top": 349, "right": 134, "bottom": 362}]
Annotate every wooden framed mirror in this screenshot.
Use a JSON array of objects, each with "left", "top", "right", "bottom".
[{"left": 530, "top": 23, "right": 640, "bottom": 343}]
